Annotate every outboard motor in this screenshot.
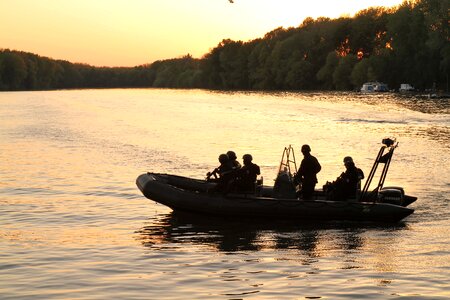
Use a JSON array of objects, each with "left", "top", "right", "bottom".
[{"left": 378, "top": 187, "right": 404, "bottom": 206}]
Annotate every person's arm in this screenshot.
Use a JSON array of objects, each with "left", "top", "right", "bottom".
[
  {"left": 315, "top": 157, "right": 321, "bottom": 173},
  {"left": 358, "top": 168, "right": 364, "bottom": 180},
  {"left": 206, "top": 168, "right": 219, "bottom": 180}
]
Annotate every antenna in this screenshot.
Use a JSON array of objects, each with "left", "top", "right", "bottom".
[{"left": 359, "top": 138, "right": 398, "bottom": 202}]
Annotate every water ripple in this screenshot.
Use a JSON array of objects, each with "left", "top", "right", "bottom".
[{"left": 0, "top": 89, "right": 448, "bottom": 300}]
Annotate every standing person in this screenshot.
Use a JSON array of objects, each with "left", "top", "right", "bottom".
[
  {"left": 227, "top": 150, "right": 242, "bottom": 170},
  {"left": 294, "top": 144, "right": 321, "bottom": 200},
  {"left": 236, "top": 154, "right": 261, "bottom": 192}
]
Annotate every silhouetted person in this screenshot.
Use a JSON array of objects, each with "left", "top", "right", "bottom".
[
  {"left": 236, "top": 154, "right": 260, "bottom": 192},
  {"left": 227, "top": 150, "right": 242, "bottom": 170},
  {"left": 330, "top": 156, "right": 364, "bottom": 200},
  {"left": 206, "top": 153, "right": 234, "bottom": 193},
  {"left": 294, "top": 144, "right": 321, "bottom": 200}
]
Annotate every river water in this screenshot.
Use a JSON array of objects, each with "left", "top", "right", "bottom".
[{"left": 0, "top": 89, "right": 449, "bottom": 299}]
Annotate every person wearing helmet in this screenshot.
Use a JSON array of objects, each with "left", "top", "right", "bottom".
[
  {"left": 206, "top": 154, "right": 233, "bottom": 181},
  {"left": 206, "top": 153, "right": 234, "bottom": 193},
  {"left": 294, "top": 144, "right": 321, "bottom": 200},
  {"left": 227, "top": 150, "right": 242, "bottom": 170},
  {"left": 236, "top": 154, "right": 260, "bottom": 192},
  {"left": 330, "top": 156, "right": 364, "bottom": 200}
]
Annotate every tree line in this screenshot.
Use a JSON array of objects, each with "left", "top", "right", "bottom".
[{"left": 0, "top": 0, "right": 448, "bottom": 92}]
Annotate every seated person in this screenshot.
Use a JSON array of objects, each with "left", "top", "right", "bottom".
[
  {"left": 235, "top": 154, "right": 261, "bottom": 192},
  {"left": 227, "top": 150, "right": 242, "bottom": 170},
  {"left": 206, "top": 153, "right": 234, "bottom": 193},
  {"left": 327, "top": 156, "right": 364, "bottom": 201}
]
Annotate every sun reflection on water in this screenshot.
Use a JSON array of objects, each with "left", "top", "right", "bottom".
[{"left": 0, "top": 89, "right": 448, "bottom": 299}]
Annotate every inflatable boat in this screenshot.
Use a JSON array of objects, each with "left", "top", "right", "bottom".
[{"left": 136, "top": 139, "right": 416, "bottom": 222}]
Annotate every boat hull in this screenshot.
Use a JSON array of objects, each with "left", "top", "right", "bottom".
[{"left": 136, "top": 173, "right": 414, "bottom": 222}]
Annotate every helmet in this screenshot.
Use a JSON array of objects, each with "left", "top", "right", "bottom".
[
  {"left": 301, "top": 144, "right": 311, "bottom": 153},
  {"left": 218, "top": 154, "right": 229, "bottom": 163},
  {"left": 226, "top": 151, "right": 237, "bottom": 160},
  {"left": 242, "top": 154, "right": 253, "bottom": 161},
  {"left": 343, "top": 156, "right": 353, "bottom": 164}
]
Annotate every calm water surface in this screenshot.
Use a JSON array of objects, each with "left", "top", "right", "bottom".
[{"left": 0, "top": 89, "right": 449, "bottom": 299}]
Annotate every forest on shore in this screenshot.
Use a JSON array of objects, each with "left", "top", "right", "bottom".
[{"left": 0, "top": 0, "right": 448, "bottom": 92}]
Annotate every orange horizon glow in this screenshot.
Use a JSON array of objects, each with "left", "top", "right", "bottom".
[{"left": 0, "top": 0, "right": 405, "bottom": 67}]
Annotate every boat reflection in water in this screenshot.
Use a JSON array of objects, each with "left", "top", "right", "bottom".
[{"left": 136, "top": 211, "right": 407, "bottom": 255}]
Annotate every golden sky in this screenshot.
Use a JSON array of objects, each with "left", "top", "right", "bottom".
[{"left": 0, "top": 0, "right": 405, "bottom": 67}]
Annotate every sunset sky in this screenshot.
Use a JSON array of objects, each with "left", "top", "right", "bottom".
[{"left": 1, "top": 0, "right": 405, "bottom": 67}]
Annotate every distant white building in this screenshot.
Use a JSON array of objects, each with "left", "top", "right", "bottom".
[
  {"left": 399, "top": 83, "right": 415, "bottom": 92},
  {"left": 360, "top": 82, "right": 389, "bottom": 93}
]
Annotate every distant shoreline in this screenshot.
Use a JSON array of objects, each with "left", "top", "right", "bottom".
[{"left": 1, "top": 0, "right": 448, "bottom": 92}]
